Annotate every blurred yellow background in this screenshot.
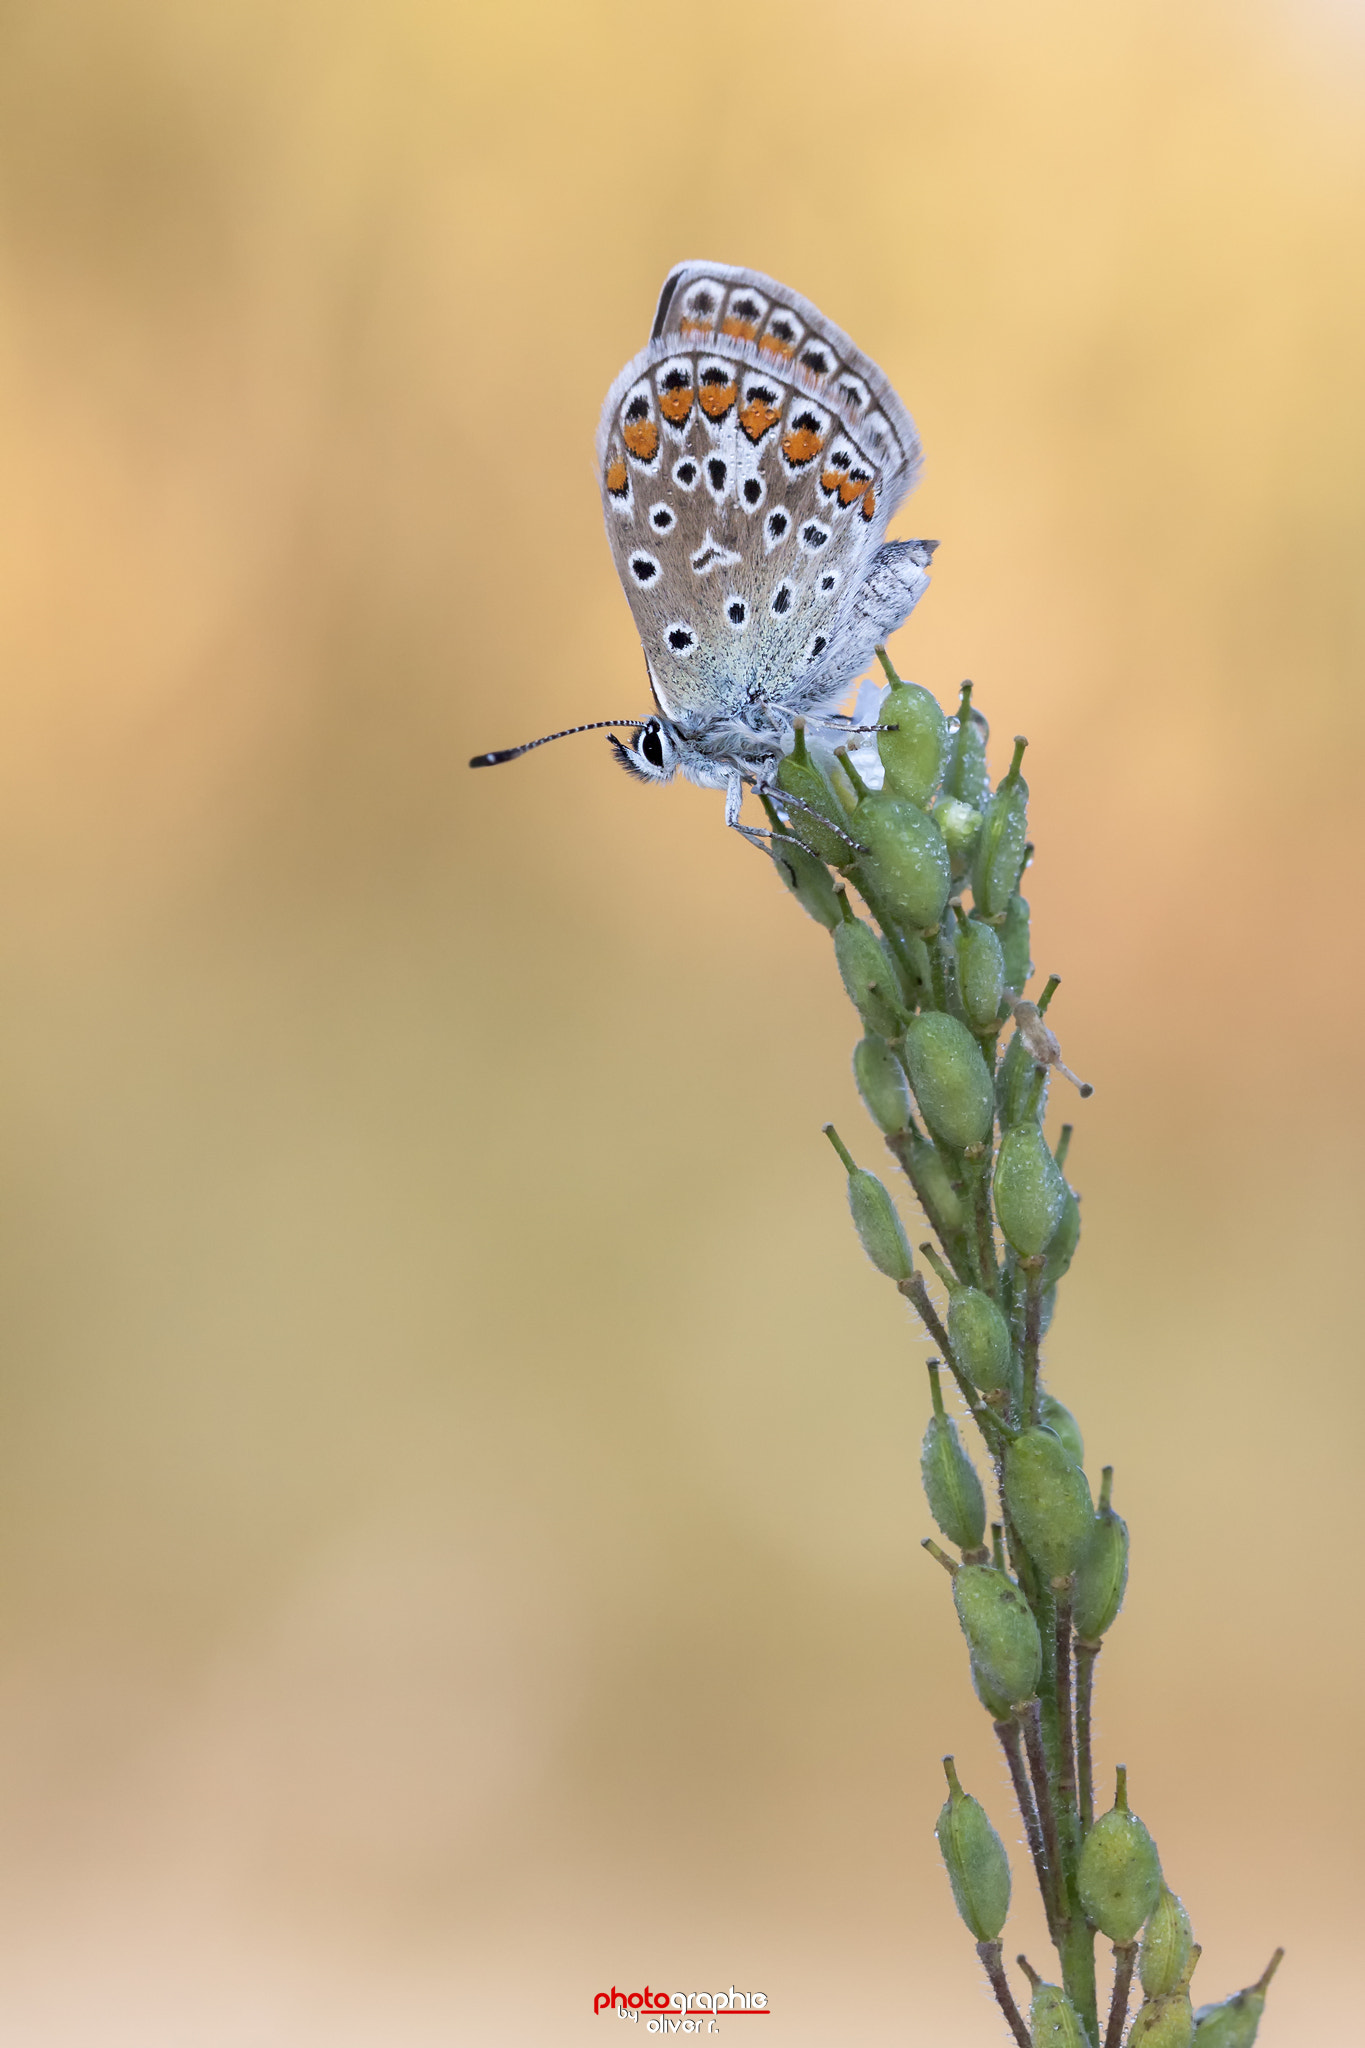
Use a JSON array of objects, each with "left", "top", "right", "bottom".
[{"left": 0, "top": 0, "right": 1360, "bottom": 2039}]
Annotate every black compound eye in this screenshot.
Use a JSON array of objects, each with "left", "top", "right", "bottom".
[{"left": 640, "top": 723, "right": 666, "bottom": 769}]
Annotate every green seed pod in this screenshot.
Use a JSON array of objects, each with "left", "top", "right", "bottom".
[
  {"left": 934, "top": 1756, "right": 1011, "bottom": 1941},
  {"left": 1038, "top": 1393, "right": 1084, "bottom": 1467},
  {"left": 1078, "top": 1767, "right": 1163, "bottom": 1943},
  {"left": 905, "top": 1013, "right": 994, "bottom": 1151},
  {"left": 1040, "top": 1185, "right": 1081, "bottom": 1288},
  {"left": 971, "top": 743, "right": 1030, "bottom": 919},
  {"left": 878, "top": 682, "right": 948, "bottom": 807},
  {"left": 767, "top": 828, "right": 843, "bottom": 929},
  {"left": 970, "top": 1653, "right": 1014, "bottom": 1721},
  {"left": 1003, "top": 1425, "right": 1095, "bottom": 1580},
  {"left": 1073, "top": 1468, "right": 1130, "bottom": 1642},
  {"left": 1028, "top": 1978, "right": 1090, "bottom": 2047},
  {"left": 1128, "top": 1991, "right": 1194, "bottom": 2048},
  {"left": 921, "top": 1366, "right": 987, "bottom": 1552},
  {"left": 956, "top": 917, "right": 1006, "bottom": 1031},
  {"left": 999, "top": 893, "right": 1032, "bottom": 994},
  {"left": 933, "top": 795, "right": 983, "bottom": 878},
  {"left": 994, "top": 1123, "right": 1067, "bottom": 1257},
  {"left": 826, "top": 1127, "right": 914, "bottom": 1283},
  {"left": 943, "top": 689, "right": 991, "bottom": 811},
  {"left": 776, "top": 724, "right": 858, "bottom": 868},
  {"left": 1141, "top": 1887, "right": 1195, "bottom": 1999},
  {"left": 1192, "top": 1951, "right": 1282, "bottom": 2047},
  {"left": 995, "top": 1029, "right": 1047, "bottom": 1130},
  {"left": 952, "top": 1563, "right": 1042, "bottom": 1706},
  {"left": 907, "top": 1137, "right": 968, "bottom": 1235},
  {"left": 833, "top": 917, "right": 906, "bottom": 1040},
  {"left": 855, "top": 791, "right": 952, "bottom": 931},
  {"left": 947, "top": 1286, "right": 1014, "bottom": 1396},
  {"left": 853, "top": 1034, "right": 913, "bottom": 1136}
]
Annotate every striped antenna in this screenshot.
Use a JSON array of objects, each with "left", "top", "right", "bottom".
[{"left": 469, "top": 718, "right": 651, "bottom": 768}]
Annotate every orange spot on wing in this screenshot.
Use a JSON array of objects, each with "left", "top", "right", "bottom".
[
  {"left": 781, "top": 425, "right": 825, "bottom": 465},
  {"left": 605, "top": 458, "right": 628, "bottom": 496},
  {"left": 699, "top": 379, "right": 737, "bottom": 419},
  {"left": 740, "top": 395, "right": 782, "bottom": 441},
  {"left": 623, "top": 419, "right": 660, "bottom": 461},
  {"left": 861, "top": 487, "right": 877, "bottom": 520},
  {"left": 839, "top": 474, "right": 865, "bottom": 506},
  {"left": 721, "top": 316, "right": 760, "bottom": 341},
  {"left": 759, "top": 334, "right": 797, "bottom": 360},
  {"left": 679, "top": 316, "right": 714, "bottom": 338},
  {"left": 658, "top": 388, "right": 693, "bottom": 426}
]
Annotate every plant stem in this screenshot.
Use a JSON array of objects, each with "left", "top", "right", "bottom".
[
  {"left": 976, "top": 1940, "right": 1031, "bottom": 2048},
  {"left": 1021, "top": 1259, "right": 1045, "bottom": 1424},
  {"left": 882, "top": 1131, "right": 972, "bottom": 1282},
  {"left": 901, "top": 1275, "right": 1008, "bottom": 1452},
  {"left": 994, "top": 1716, "right": 1055, "bottom": 1940},
  {"left": 1104, "top": 1942, "right": 1138, "bottom": 2048},
  {"left": 969, "top": 1147, "right": 999, "bottom": 1297},
  {"left": 1075, "top": 1639, "right": 1101, "bottom": 1835},
  {"left": 1054, "top": 1576, "right": 1079, "bottom": 1852},
  {"left": 1015, "top": 1699, "right": 1065, "bottom": 1928}
]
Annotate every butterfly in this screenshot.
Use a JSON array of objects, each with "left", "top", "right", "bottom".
[{"left": 470, "top": 260, "right": 935, "bottom": 840}]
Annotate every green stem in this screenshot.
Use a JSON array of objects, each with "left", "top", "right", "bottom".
[
  {"left": 968, "top": 1148, "right": 999, "bottom": 1298},
  {"left": 883, "top": 1132, "right": 972, "bottom": 1282},
  {"left": 1076, "top": 1639, "right": 1100, "bottom": 1835},
  {"left": 1054, "top": 1576, "right": 1080, "bottom": 1854},
  {"left": 901, "top": 1275, "right": 1010, "bottom": 1454},
  {"left": 1021, "top": 1259, "right": 1045, "bottom": 1424}
]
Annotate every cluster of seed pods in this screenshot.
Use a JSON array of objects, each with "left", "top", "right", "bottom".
[{"left": 767, "top": 659, "right": 1281, "bottom": 2047}]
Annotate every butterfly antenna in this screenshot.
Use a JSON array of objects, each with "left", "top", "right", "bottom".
[{"left": 469, "top": 719, "right": 650, "bottom": 768}]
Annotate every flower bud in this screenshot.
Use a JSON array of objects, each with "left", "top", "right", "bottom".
[
  {"left": 921, "top": 1366, "right": 987, "bottom": 1552},
  {"left": 935, "top": 1756, "right": 1011, "bottom": 1941},
  {"left": 1141, "top": 1887, "right": 1195, "bottom": 1999},
  {"left": 1073, "top": 1468, "right": 1130, "bottom": 1642},
  {"left": 1027, "top": 1976, "right": 1090, "bottom": 2047},
  {"left": 1038, "top": 1393, "right": 1084, "bottom": 1467},
  {"left": 1128, "top": 1991, "right": 1195, "bottom": 2047},
  {"left": 1078, "top": 1767, "right": 1163, "bottom": 1943},
  {"left": 767, "top": 826, "right": 843, "bottom": 929},
  {"left": 878, "top": 682, "right": 948, "bottom": 807},
  {"left": 994, "top": 1124, "right": 1067, "bottom": 1257},
  {"left": 996, "top": 1029, "right": 1047, "bottom": 1129},
  {"left": 905, "top": 1013, "right": 994, "bottom": 1151},
  {"left": 955, "top": 917, "right": 1006, "bottom": 1032},
  {"left": 947, "top": 1286, "right": 1014, "bottom": 1396},
  {"left": 855, "top": 791, "right": 951, "bottom": 931},
  {"left": 853, "top": 1034, "right": 912, "bottom": 1135},
  {"left": 834, "top": 917, "right": 906, "bottom": 1040},
  {"left": 825, "top": 1126, "right": 914, "bottom": 1282},
  {"left": 999, "top": 893, "right": 1032, "bottom": 994},
  {"left": 971, "top": 741, "right": 1030, "bottom": 919},
  {"left": 1003, "top": 1426, "right": 1095, "bottom": 1581},
  {"left": 1191, "top": 1952, "right": 1282, "bottom": 2048},
  {"left": 933, "top": 795, "right": 983, "bottom": 878},
  {"left": 776, "top": 723, "right": 858, "bottom": 868},
  {"left": 943, "top": 686, "right": 991, "bottom": 811},
  {"left": 907, "top": 1136, "right": 968, "bottom": 1235},
  {"left": 952, "top": 1563, "right": 1041, "bottom": 1706},
  {"left": 1040, "top": 1185, "right": 1081, "bottom": 1288}
]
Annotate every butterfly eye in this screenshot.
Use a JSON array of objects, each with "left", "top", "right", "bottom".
[{"left": 640, "top": 723, "right": 666, "bottom": 769}]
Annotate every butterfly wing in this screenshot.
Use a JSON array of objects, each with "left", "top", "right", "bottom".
[{"left": 596, "top": 263, "right": 929, "bottom": 727}]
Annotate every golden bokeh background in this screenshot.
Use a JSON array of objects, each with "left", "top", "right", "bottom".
[{"left": 0, "top": 0, "right": 1361, "bottom": 2039}]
